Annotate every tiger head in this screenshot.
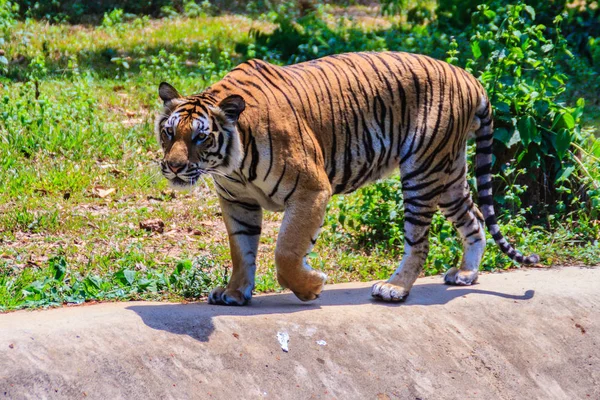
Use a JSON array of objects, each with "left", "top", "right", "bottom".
[{"left": 155, "top": 82, "right": 246, "bottom": 188}]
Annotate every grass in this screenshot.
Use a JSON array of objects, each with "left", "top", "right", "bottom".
[{"left": 0, "top": 7, "right": 599, "bottom": 311}]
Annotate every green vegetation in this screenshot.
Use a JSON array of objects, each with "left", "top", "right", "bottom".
[{"left": 1, "top": 0, "right": 598, "bottom": 310}]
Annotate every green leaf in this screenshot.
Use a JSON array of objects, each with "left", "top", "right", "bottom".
[
  {"left": 541, "top": 43, "right": 554, "bottom": 53},
  {"left": 507, "top": 128, "right": 521, "bottom": 148},
  {"left": 483, "top": 9, "right": 496, "bottom": 19},
  {"left": 124, "top": 270, "right": 136, "bottom": 285},
  {"left": 137, "top": 279, "right": 158, "bottom": 292},
  {"left": 494, "top": 128, "right": 510, "bottom": 145},
  {"left": 517, "top": 116, "right": 538, "bottom": 146},
  {"left": 495, "top": 101, "right": 511, "bottom": 114},
  {"left": 174, "top": 260, "right": 191, "bottom": 276},
  {"left": 533, "top": 100, "right": 548, "bottom": 115},
  {"left": 49, "top": 257, "right": 67, "bottom": 282},
  {"left": 555, "top": 166, "right": 575, "bottom": 183},
  {"left": 513, "top": 30, "right": 522, "bottom": 41},
  {"left": 479, "top": 39, "right": 492, "bottom": 57},
  {"left": 494, "top": 127, "right": 520, "bottom": 148},
  {"left": 524, "top": 5, "right": 536, "bottom": 20},
  {"left": 471, "top": 41, "right": 482, "bottom": 59},
  {"left": 553, "top": 129, "right": 572, "bottom": 160},
  {"left": 574, "top": 98, "right": 585, "bottom": 120},
  {"left": 509, "top": 46, "right": 523, "bottom": 60},
  {"left": 115, "top": 269, "right": 136, "bottom": 286},
  {"left": 553, "top": 112, "right": 575, "bottom": 131},
  {"left": 84, "top": 276, "right": 103, "bottom": 293}
]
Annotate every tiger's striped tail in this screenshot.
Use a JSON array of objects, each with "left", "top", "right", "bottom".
[{"left": 474, "top": 98, "right": 540, "bottom": 264}]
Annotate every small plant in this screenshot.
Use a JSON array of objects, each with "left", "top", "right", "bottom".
[
  {"left": 168, "top": 258, "right": 225, "bottom": 298},
  {"left": 445, "top": 37, "right": 459, "bottom": 64},
  {"left": 160, "top": 5, "right": 179, "bottom": 19},
  {"left": 184, "top": 0, "right": 215, "bottom": 18},
  {"left": 325, "top": 175, "right": 404, "bottom": 251},
  {"left": 101, "top": 8, "right": 125, "bottom": 29},
  {"left": 139, "top": 48, "right": 184, "bottom": 80},
  {"left": 381, "top": 0, "right": 407, "bottom": 17}
]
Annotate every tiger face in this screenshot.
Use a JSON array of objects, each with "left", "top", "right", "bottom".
[{"left": 155, "top": 82, "right": 245, "bottom": 188}]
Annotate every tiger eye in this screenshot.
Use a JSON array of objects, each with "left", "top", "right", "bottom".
[
  {"left": 193, "top": 131, "right": 208, "bottom": 144},
  {"left": 160, "top": 128, "right": 172, "bottom": 143}
]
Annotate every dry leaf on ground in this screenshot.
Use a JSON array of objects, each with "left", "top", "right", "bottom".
[
  {"left": 139, "top": 218, "right": 165, "bottom": 234},
  {"left": 91, "top": 187, "right": 116, "bottom": 198}
]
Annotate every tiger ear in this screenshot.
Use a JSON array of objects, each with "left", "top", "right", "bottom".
[
  {"left": 218, "top": 95, "right": 246, "bottom": 123},
  {"left": 159, "top": 82, "right": 181, "bottom": 105}
]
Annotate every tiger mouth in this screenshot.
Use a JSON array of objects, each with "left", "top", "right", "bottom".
[{"left": 169, "top": 175, "right": 200, "bottom": 187}]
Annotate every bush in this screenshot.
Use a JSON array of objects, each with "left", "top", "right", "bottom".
[
  {"left": 0, "top": 0, "right": 17, "bottom": 74},
  {"left": 0, "top": 0, "right": 17, "bottom": 30},
  {"left": 465, "top": 5, "right": 589, "bottom": 209},
  {"left": 15, "top": 0, "right": 172, "bottom": 22},
  {"left": 244, "top": 3, "right": 387, "bottom": 64}
]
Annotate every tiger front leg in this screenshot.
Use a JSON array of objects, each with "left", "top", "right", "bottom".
[
  {"left": 275, "top": 189, "right": 330, "bottom": 302},
  {"left": 208, "top": 196, "right": 262, "bottom": 306}
]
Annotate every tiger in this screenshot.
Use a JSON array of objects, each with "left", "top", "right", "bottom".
[{"left": 155, "top": 51, "right": 539, "bottom": 306}]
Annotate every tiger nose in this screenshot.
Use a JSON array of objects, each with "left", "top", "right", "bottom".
[{"left": 167, "top": 161, "right": 186, "bottom": 173}]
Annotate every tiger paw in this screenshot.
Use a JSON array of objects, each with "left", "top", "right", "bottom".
[
  {"left": 208, "top": 286, "right": 252, "bottom": 306},
  {"left": 444, "top": 267, "right": 478, "bottom": 286},
  {"left": 278, "top": 269, "right": 327, "bottom": 302},
  {"left": 371, "top": 281, "right": 409, "bottom": 302}
]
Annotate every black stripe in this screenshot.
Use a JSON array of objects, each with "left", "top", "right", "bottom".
[
  {"left": 220, "top": 196, "right": 261, "bottom": 211},
  {"left": 231, "top": 216, "right": 261, "bottom": 236},
  {"left": 284, "top": 174, "right": 301, "bottom": 203},
  {"left": 477, "top": 145, "right": 493, "bottom": 155},
  {"left": 477, "top": 181, "right": 493, "bottom": 191},
  {"left": 480, "top": 118, "right": 492, "bottom": 127},
  {"left": 269, "top": 161, "right": 287, "bottom": 197},
  {"left": 404, "top": 216, "right": 431, "bottom": 226},
  {"left": 478, "top": 195, "right": 494, "bottom": 205},
  {"left": 485, "top": 215, "right": 498, "bottom": 227},
  {"left": 248, "top": 136, "right": 259, "bottom": 182},
  {"left": 465, "top": 228, "right": 480, "bottom": 239},
  {"left": 405, "top": 233, "right": 429, "bottom": 247},
  {"left": 476, "top": 133, "right": 494, "bottom": 143},
  {"left": 475, "top": 163, "right": 492, "bottom": 176}
]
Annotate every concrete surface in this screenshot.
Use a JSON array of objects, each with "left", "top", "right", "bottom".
[{"left": 0, "top": 267, "right": 599, "bottom": 400}]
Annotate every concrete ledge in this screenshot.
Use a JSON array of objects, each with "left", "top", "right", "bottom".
[{"left": 1, "top": 267, "right": 599, "bottom": 399}]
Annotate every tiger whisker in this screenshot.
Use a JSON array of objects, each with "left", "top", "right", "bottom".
[{"left": 198, "top": 175, "right": 211, "bottom": 194}]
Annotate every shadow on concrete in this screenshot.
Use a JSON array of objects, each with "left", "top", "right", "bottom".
[{"left": 127, "top": 282, "right": 534, "bottom": 343}]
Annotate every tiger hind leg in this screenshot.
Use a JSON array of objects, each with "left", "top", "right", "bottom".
[
  {"left": 372, "top": 172, "right": 442, "bottom": 302},
  {"left": 439, "top": 177, "right": 486, "bottom": 286}
]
